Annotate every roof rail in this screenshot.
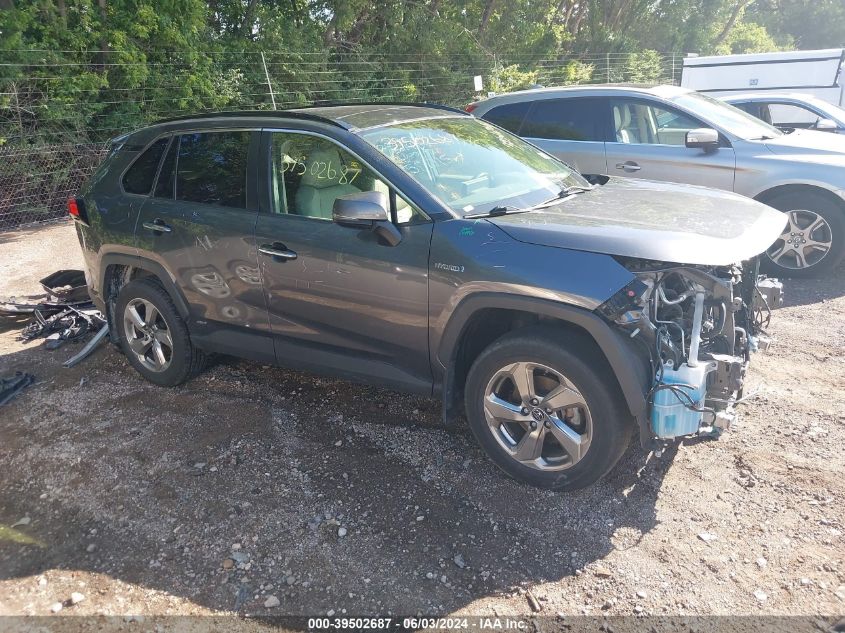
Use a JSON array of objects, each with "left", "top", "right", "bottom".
[
  {"left": 150, "top": 101, "right": 469, "bottom": 132},
  {"left": 301, "top": 101, "right": 472, "bottom": 116},
  {"left": 152, "top": 109, "right": 353, "bottom": 130}
]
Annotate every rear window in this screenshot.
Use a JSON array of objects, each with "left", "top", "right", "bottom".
[
  {"left": 176, "top": 131, "right": 251, "bottom": 208},
  {"left": 482, "top": 101, "right": 531, "bottom": 133},
  {"left": 522, "top": 98, "right": 605, "bottom": 142},
  {"left": 122, "top": 137, "right": 169, "bottom": 195}
]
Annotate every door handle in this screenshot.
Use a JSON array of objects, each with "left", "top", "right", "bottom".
[
  {"left": 615, "top": 161, "right": 641, "bottom": 172},
  {"left": 259, "top": 243, "right": 297, "bottom": 261},
  {"left": 142, "top": 220, "right": 172, "bottom": 233}
]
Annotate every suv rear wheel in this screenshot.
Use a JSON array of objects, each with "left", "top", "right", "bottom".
[
  {"left": 464, "top": 327, "right": 632, "bottom": 491},
  {"left": 115, "top": 278, "right": 207, "bottom": 386},
  {"left": 763, "top": 191, "right": 844, "bottom": 277}
]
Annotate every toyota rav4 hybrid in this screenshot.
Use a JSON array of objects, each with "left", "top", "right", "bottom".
[{"left": 71, "top": 104, "right": 785, "bottom": 490}]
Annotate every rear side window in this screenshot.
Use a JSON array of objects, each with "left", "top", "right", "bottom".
[
  {"left": 122, "top": 138, "right": 168, "bottom": 195},
  {"left": 482, "top": 101, "right": 531, "bottom": 133},
  {"left": 522, "top": 98, "right": 605, "bottom": 141},
  {"left": 176, "top": 131, "right": 251, "bottom": 208}
]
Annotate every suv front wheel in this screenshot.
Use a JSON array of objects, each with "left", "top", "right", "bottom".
[
  {"left": 115, "top": 278, "right": 207, "bottom": 386},
  {"left": 464, "top": 327, "right": 632, "bottom": 491}
]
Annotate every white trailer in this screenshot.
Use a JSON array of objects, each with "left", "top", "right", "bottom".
[{"left": 681, "top": 49, "right": 845, "bottom": 107}]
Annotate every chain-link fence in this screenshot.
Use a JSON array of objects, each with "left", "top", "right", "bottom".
[{"left": 0, "top": 49, "right": 685, "bottom": 230}]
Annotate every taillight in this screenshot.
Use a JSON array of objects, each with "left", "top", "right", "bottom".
[
  {"left": 68, "top": 197, "right": 88, "bottom": 224},
  {"left": 465, "top": 102, "right": 478, "bottom": 113}
]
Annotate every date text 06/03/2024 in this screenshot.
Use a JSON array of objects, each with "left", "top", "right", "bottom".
[{"left": 306, "top": 616, "right": 528, "bottom": 630}]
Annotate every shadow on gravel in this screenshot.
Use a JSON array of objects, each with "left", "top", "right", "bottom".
[
  {"left": 778, "top": 263, "right": 845, "bottom": 309},
  {"left": 0, "top": 342, "right": 674, "bottom": 615},
  {"left": 0, "top": 219, "right": 69, "bottom": 246}
]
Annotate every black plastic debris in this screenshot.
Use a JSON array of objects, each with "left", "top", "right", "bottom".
[
  {"left": 39, "top": 270, "right": 90, "bottom": 304},
  {"left": 0, "top": 372, "right": 35, "bottom": 406},
  {"left": 20, "top": 305, "right": 105, "bottom": 349},
  {"left": 2, "top": 269, "right": 108, "bottom": 359}
]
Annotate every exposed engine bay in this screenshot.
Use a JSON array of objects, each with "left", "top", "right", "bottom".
[{"left": 600, "top": 257, "right": 783, "bottom": 440}]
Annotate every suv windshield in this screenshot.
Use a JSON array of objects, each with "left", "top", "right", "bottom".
[
  {"left": 360, "top": 117, "right": 589, "bottom": 216},
  {"left": 669, "top": 91, "right": 783, "bottom": 140}
]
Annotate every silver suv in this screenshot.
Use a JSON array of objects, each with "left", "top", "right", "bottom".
[{"left": 469, "top": 85, "right": 845, "bottom": 277}]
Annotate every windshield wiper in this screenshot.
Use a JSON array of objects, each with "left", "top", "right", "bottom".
[
  {"left": 465, "top": 185, "right": 593, "bottom": 218},
  {"left": 531, "top": 185, "right": 593, "bottom": 209},
  {"left": 465, "top": 205, "right": 526, "bottom": 218}
]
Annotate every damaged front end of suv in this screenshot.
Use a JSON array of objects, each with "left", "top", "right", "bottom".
[
  {"left": 600, "top": 257, "right": 783, "bottom": 441},
  {"left": 486, "top": 178, "right": 789, "bottom": 450}
]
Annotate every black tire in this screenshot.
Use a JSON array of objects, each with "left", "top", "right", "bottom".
[
  {"left": 761, "top": 191, "right": 845, "bottom": 278},
  {"left": 114, "top": 277, "right": 206, "bottom": 386},
  {"left": 464, "top": 326, "right": 633, "bottom": 491}
]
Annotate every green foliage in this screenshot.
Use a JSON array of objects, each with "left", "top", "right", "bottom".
[
  {"left": 561, "top": 61, "right": 595, "bottom": 84},
  {"left": 714, "top": 21, "right": 783, "bottom": 55},
  {"left": 0, "top": 0, "right": 842, "bottom": 147},
  {"left": 622, "top": 50, "right": 667, "bottom": 83},
  {"left": 748, "top": 0, "right": 844, "bottom": 49},
  {"left": 489, "top": 64, "right": 539, "bottom": 93}
]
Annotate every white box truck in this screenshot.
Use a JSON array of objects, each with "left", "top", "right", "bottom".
[{"left": 681, "top": 49, "right": 845, "bottom": 107}]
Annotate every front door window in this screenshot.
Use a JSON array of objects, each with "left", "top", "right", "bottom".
[
  {"left": 766, "top": 103, "right": 824, "bottom": 129},
  {"left": 270, "top": 133, "right": 424, "bottom": 224},
  {"left": 611, "top": 100, "right": 702, "bottom": 146}
]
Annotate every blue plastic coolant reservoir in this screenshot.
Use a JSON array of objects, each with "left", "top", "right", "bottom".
[{"left": 650, "top": 361, "right": 716, "bottom": 439}]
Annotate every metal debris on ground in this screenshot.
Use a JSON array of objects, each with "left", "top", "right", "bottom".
[
  {"left": 62, "top": 325, "right": 109, "bottom": 368},
  {"left": 0, "top": 372, "right": 35, "bottom": 406},
  {"left": 1, "top": 269, "right": 107, "bottom": 363}
]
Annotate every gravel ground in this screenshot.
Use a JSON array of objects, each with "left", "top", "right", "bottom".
[{"left": 0, "top": 220, "right": 843, "bottom": 623}]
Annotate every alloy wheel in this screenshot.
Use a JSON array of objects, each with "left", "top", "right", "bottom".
[
  {"left": 483, "top": 361, "right": 593, "bottom": 471},
  {"left": 766, "top": 209, "right": 833, "bottom": 270},
  {"left": 123, "top": 298, "right": 173, "bottom": 373}
]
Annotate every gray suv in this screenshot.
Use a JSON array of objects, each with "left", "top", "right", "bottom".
[
  {"left": 469, "top": 85, "right": 845, "bottom": 277},
  {"left": 72, "top": 104, "right": 784, "bottom": 491}
]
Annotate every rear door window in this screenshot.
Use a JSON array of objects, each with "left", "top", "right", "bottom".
[
  {"left": 482, "top": 101, "right": 531, "bottom": 133},
  {"left": 122, "top": 137, "right": 168, "bottom": 195},
  {"left": 522, "top": 98, "right": 607, "bottom": 141},
  {"left": 176, "top": 131, "right": 251, "bottom": 208}
]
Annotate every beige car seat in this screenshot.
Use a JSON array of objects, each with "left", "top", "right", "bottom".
[
  {"left": 371, "top": 179, "right": 415, "bottom": 223},
  {"left": 294, "top": 147, "right": 360, "bottom": 219},
  {"left": 613, "top": 105, "right": 633, "bottom": 143}
]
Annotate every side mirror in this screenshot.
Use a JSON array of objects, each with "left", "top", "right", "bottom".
[
  {"left": 685, "top": 128, "right": 720, "bottom": 150},
  {"left": 332, "top": 190, "right": 389, "bottom": 226},
  {"left": 814, "top": 117, "right": 838, "bottom": 131},
  {"left": 332, "top": 190, "right": 402, "bottom": 246}
]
